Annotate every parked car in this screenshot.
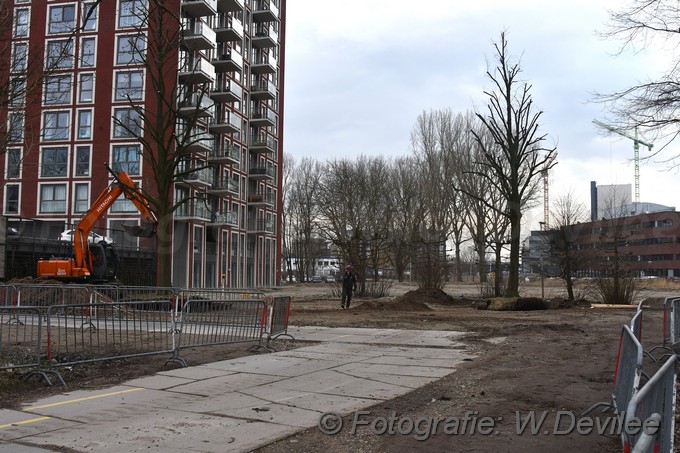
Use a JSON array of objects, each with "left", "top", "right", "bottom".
[
  {"left": 310, "top": 275, "right": 323, "bottom": 283},
  {"left": 59, "top": 229, "right": 114, "bottom": 244},
  {"left": 325, "top": 275, "right": 336, "bottom": 283}
]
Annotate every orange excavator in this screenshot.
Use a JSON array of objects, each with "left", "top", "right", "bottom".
[{"left": 37, "top": 167, "right": 158, "bottom": 282}]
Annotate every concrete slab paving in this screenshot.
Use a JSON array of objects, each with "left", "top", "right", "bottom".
[{"left": 0, "top": 327, "right": 476, "bottom": 452}]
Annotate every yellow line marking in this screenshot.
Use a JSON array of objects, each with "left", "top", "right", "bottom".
[
  {"left": 0, "top": 416, "right": 50, "bottom": 429},
  {"left": 23, "top": 387, "right": 144, "bottom": 412}
]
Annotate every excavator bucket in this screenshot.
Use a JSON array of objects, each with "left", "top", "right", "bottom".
[{"left": 122, "top": 221, "right": 157, "bottom": 238}]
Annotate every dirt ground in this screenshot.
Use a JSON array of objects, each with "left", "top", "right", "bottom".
[{"left": 1, "top": 279, "right": 677, "bottom": 452}]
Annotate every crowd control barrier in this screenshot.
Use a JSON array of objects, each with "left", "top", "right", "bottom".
[
  {"left": 582, "top": 325, "right": 643, "bottom": 416},
  {"left": 624, "top": 355, "right": 677, "bottom": 453},
  {"left": 0, "top": 284, "right": 293, "bottom": 385}
]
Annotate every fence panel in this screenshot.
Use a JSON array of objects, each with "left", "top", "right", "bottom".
[
  {"left": 0, "top": 307, "right": 42, "bottom": 371},
  {"left": 0, "top": 285, "right": 17, "bottom": 307},
  {"left": 178, "top": 299, "right": 267, "bottom": 350},
  {"left": 46, "top": 301, "right": 177, "bottom": 368},
  {"left": 630, "top": 306, "right": 643, "bottom": 342},
  {"left": 584, "top": 325, "right": 644, "bottom": 416},
  {"left": 625, "top": 355, "right": 677, "bottom": 453},
  {"left": 15, "top": 284, "right": 90, "bottom": 307},
  {"left": 268, "top": 295, "right": 292, "bottom": 338}
]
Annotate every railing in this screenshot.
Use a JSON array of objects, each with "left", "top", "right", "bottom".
[
  {"left": 624, "top": 355, "right": 676, "bottom": 453},
  {"left": 0, "top": 284, "right": 293, "bottom": 385}
]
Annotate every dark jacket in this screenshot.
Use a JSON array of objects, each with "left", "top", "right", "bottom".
[{"left": 342, "top": 271, "right": 357, "bottom": 290}]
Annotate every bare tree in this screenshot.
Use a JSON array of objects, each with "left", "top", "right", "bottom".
[
  {"left": 281, "top": 152, "right": 295, "bottom": 282},
  {"left": 473, "top": 32, "right": 556, "bottom": 297},
  {"left": 387, "top": 156, "right": 423, "bottom": 281},
  {"left": 597, "top": 0, "right": 680, "bottom": 155},
  {"left": 549, "top": 191, "right": 589, "bottom": 300},
  {"left": 287, "top": 157, "right": 322, "bottom": 283}
]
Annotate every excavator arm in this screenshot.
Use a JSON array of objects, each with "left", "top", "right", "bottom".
[{"left": 38, "top": 168, "right": 158, "bottom": 280}]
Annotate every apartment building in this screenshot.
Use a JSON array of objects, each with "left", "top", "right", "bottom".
[{"left": 0, "top": 0, "right": 285, "bottom": 287}]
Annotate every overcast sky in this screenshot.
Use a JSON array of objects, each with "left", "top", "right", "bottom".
[{"left": 282, "top": 0, "right": 680, "bottom": 230}]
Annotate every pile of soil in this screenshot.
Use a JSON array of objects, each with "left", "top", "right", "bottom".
[{"left": 357, "top": 287, "right": 463, "bottom": 311}]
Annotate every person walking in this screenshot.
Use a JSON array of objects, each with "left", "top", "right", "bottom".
[{"left": 341, "top": 264, "right": 358, "bottom": 309}]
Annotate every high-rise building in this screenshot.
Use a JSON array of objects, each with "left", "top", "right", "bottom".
[{"left": 0, "top": 0, "right": 285, "bottom": 288}]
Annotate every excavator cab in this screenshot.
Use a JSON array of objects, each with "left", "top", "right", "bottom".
[{"left": 88, "top": 243, "right": 117, "bottom": 281}]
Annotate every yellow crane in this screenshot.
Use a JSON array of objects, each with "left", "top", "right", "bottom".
[{"left": 592, "top": 119, "right": 653, "bottom": 203}]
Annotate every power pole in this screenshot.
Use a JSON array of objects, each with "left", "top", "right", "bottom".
[{"left": 592, "top": 120, "right": 653, "bottom": 203}]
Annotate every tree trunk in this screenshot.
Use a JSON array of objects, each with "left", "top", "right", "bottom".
[
  {"left": 506, "top": 200, "right": 522, "bottom": 297},
  {"left": 156, "top": 213, "right": 173, "bottom": 287}
]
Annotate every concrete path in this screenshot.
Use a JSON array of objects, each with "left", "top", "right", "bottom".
[{"left": 0, "top": 327, "right": 473, "bottom": 452}]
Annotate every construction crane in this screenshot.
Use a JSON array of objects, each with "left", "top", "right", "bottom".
[
  {"left": 592, "top": 119, "right": 653, "bottom": 203},
  {"left": 541, "top": 153, "right": 557, "bottom": 230}
]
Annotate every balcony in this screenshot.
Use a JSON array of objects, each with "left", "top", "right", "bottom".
[
  {"left": 252, "top": 25, "right": 278, "bottom": 49},
  {"left": 210, "top": 81, "right": 243, "bottom": 103},
  {"left": 215, "top": 17, "right": 244, "bottom": 42},
  {"left": 175, "top": 201, "right": 212, "bottom": 222},
  {"left": 208, "top": 177, "right": 239, "bottom": 196},
  {"left": 208, "top": 142, "right": 240, "bottom": 164},
  {"left": 251, "top": 54, "right": 277, "bottom": 74},
  {"left": 181, "top": 0, "right": 217, "bottom": 17},
  {"left": 182, "top": 130, "right": 214, "bottom": 154},
  {"left": 178, "top": 57, "right": 216, "bottom": 85},
  {"left": 247, "top": 218, "right": 275, "bottom": 234},
  {"left": 177, "top": 94, "right": 214, "bottom": 118},
  {"left": 210, "top": 111, "right": 241, "bottom": 134},
  {"left": 248, "top": 192, "right": 274, "bottom": 207},
  {"left": 252, "top": 0, "right": 279, "bottom": 22},
  {"left": 212, "top": 50, "right": 243, "bottom": 73},
  {"left": 217, "top": 0, "right": 243, "bottom": 12},
  {"left": 250, "top": 108, "right": 276, "bottom": 127},
  {"left": 250, "top": 79, "right": 276, "bottom": 101},
  {"left": 249, "top": 133, "right": 276, "bottom": 154},
  {"left": 176, "top": 165, "right": 214, "bottom": 187},
  {"left": 210, "top": 211, "right": 238, "bottom": 226},
  {"left": 181, "top": 21, "right": 217, "bottom": 51},
  {"left": 248, "top": 164, "right": 275, "bottom": 180}
]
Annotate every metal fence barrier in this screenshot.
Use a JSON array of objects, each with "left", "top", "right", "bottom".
[
  {"left": 631, "top": 413, "right": 663, "bottom": 453},
  {"left": 0, "top": 284, "right": 293, "bottom": 385},
  {"left": 45, "top": 301, "right": 177, "bottom": 369},
  {"left": 267, "top": 295, "right": 293, "bottom": 340},
  {"left": 630, "top": 302, "right": 643, "bottom": 342},
  {"left": 0, "top": 306, "right": 42, "bottom": 371},
  {"left": 176, "top": 298, "right": 267, "bottom": 358},
  {"left": 624, "top": 355, "right": 677, "bottom": 453},
  {"left": 582, "top": 325, "right": 643, "bottom": 416}
]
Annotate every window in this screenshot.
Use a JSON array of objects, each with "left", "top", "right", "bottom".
[
  {"left": 80, "top": 37, "right": 96, "bottom": 67},
  {"left": 41, "top": 147, "right": 68, "bottom": 177},
  {"left": 112, "top": 144, "right": 140, "bottom": 175},
  {"left": 78, "top": 73, "right": 94, "bottom": 103},
  {"left": 111, "top": 197, "right": 136, "bottom": 212},
  {"left": 73, "top": 183, "right": 89, "bottom": 213},
  {"left": 46, "top": 39, "right": 74, "bottom": 69},
  {"left": 82, "top": 2, "right": 98, "bottom": 31},
  {"left": 11, "top": 43, "right": 28, "bottom": 72},
  {"left": 118, "top": 0, "right": 146, "bottom": 28},
  {"left": 48, "top": 4, "right": 76, "bottom": 34},
  {"left": 5, "top": 185, "right": 19, "bottom": 214},
  {"left": 14, "top": 9, "right": 29, "bottom": 37},
  {"left": 43, "top": 111, "right": 70, "bottom": 141},
  {"left": 8, "top": 112, "right": 24, "bottom": 142},
  {"left": 10, "top": 78, "right": 26, "bottom": 107},
  {"left": 116, "top": 34, "right": 146, "bottom": 65},
  {"left": 44, "top": 75, "right": 72, "bottom": 105},
  {"left": 115, "top": 71, "right": 143, "bottom": 100},
  {"left": 7, "top": 148, "right": 21, "bottom": 179},
  {"left": 40, "top": 184, "right": 67, "bottom": 213},
  {"left": 77, "top": 110, "right": 92, "bottom": 139},
  {"left": 113, "top": 108, "right": 141, "bottom": 137},
  {"left": 75, "top": 146, "right": 90, "bottom": 176}
]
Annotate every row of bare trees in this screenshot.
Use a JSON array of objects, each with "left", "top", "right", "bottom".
[{"left": 283, "top": 33, "right": 555, "bottom": 297}]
